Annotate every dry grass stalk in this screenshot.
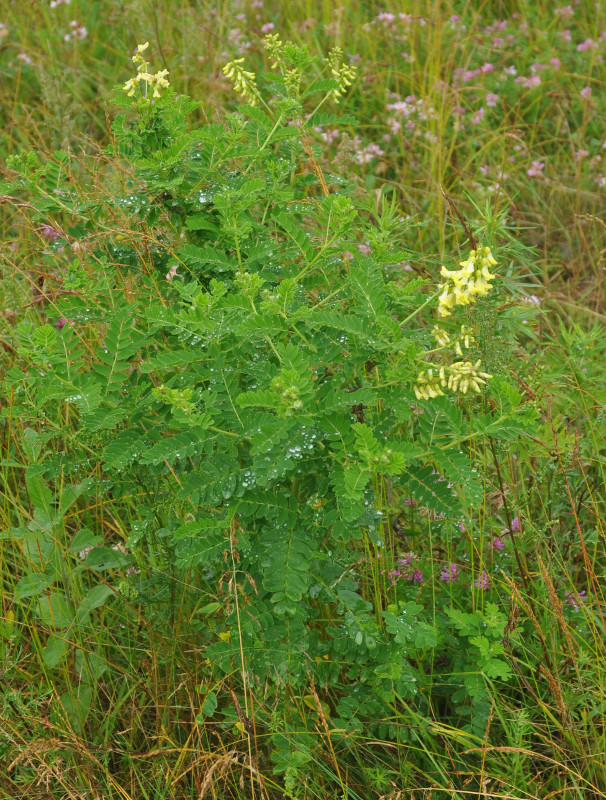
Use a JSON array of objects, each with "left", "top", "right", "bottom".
[{"left": 536, "top": 551, "right": 577, "bottom": 660}]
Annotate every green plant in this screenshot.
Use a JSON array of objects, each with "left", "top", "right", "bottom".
[{"left": 6, "top": 30, "right": 604, "bottom": 800}]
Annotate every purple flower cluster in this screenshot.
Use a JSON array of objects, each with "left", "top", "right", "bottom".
[
  {"left": 41, "top": 225, "right": 60, "bottom": 242},
  {"left": 564, "top": 589, "right": 587, "bottom": 610},
  {"left": 440, "top": 563, "right": 459, "bottom": 582},
  {"left": 386, "top": 552, "right": 423, "bottom": 585},
  {"left": 474, "top": 570, "right": 491, "bottom": 591}
]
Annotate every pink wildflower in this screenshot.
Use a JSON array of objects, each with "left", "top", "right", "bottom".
[
  {"left": 316, "top": 127, "right": 339, "bottom": 144},
  {"left": 577, "top": 39, "right": 597, "bottom": 51},
  {"left": 299, "top": 18, "right": 317, "bottom": 32},
  {"left": 515, "top": 75, "right": 541, "bottom": 88},
  {"left": 557, "top": 29, "right": 572, "bottom": 43},
  {"left": 474, "top": 570, "right": 490, "bottom": 590},
  {"left": 489, "top": 537, "right": 505, "bottom": 551},
  {"left": 564, "top": 589, "right": 587, "bottom": 610},
  {"left": 387, "top": 569, "right": 401, "bottom": 584},
  {"left": 63, "top": 19, "right": 87, "bottom": 41},
  {"left": 356, "top": 143, "right": 384, "bottom": 165},
  {"left": 166, "top": 265, "right": 180, "bottom": 281},
  {"left": 261, "top": 22, "right": 275, "bottom": 33},
  {"left": 486, "top": 92, "right": 499, "bottom": 107},
  {"left": 440, "top": 563, "right": 459, "bottom": 582},
  {"left": 554, "top": 5, "right": 574, "bottom": 17},
  {"left": 409, "top": 568, "right": 423, "bottom": 584},
  {"left": 580, "top": 86, "right": 592, "bottom": 100},
  {"left": 527, "top": 160, "right": 545, "bottom": 177},
  {"left": 511, "top": 517, "right": 520, "bottom": 531},
  {"left": 55, "top": 317, "right": 69, "bottom": 330},
  {"left": 470, "top": 106, "right": 485, "bottom": 125},
  {"left": 386, "top": 100, "right": 413, "bottom": 116},
  {"left": 550, "top": 58, "right": 561, "bottom": 68},
  {"left": 41, "top": 225, "right": 60, "bottom": 242}
]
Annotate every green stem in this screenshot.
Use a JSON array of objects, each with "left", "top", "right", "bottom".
[
  {"left": 244, "top": 111, "right": 285, "bottom": 175},
  {"left": 305, "top": 92, "right": 332, "bottom": 125},
  {"left": 233, "top": 227, "right": 242, "bottom": 268},
  {"left": 401, "top": 289, "right": 440, "bottom": 326},
  {"left": 294, "top": 232, "right": 340, "bottom": 282},
  {"left": 208, "top": 425, "right": 240, "bottom": 439}
]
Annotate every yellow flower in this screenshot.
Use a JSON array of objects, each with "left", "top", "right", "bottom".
[
  {"left": 123, "top": 43, "right": 170, "bottom": 100},
  {"left": 414, "top": 356, "right": 491, "bottom": 401},
  {"left": 454, "top": 325, "right": 474, "bottom": 356},
  {"left": 223, "top": 58, "right": 260, "bottom": 105},
  {"left": 325, "top": 46, "right": 358, "bottom": 103},
  {"left": 414, "top": 368, "right": 446, "bottom": 400},
  {"left": 264, "top": 33, "right": 284, "bottom": 69},
  {"left": 432, "top": 326, "right": 451, "bottom": 347},
  {"left": 437, "top": 244, "right": 497, "bottom": 314},
  {"left": 447, "top": 360, "right": 492, "bottom": 394},
  {"left": 123, "top": 76, "right": 140, "bottom": 97},
  {"left": 438, "top": 286, "right": 456, "bottom": 317},
  {"left": 453, "top": 284, "right": 474, "bottom": 306}
]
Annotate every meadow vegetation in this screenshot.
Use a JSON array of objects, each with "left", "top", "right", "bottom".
[{"left": 1, "top": 2, "right": 605, "bottom": 799}]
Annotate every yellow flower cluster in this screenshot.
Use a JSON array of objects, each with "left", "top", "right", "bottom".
[
  {"left": 264, "top": 33, "right": 284, "bottom": 69},
  {"left": 454, "top": 324, "right": 475, "bottom": 356},
  {"left": 432, "top": 326, "right": 451, "bottom": 348},
  {"left": 447, "top": 360, "right": 492, "bottom": 394},
  {"left": 325, "top": 46, "right": 357, "bottom": 103},
  {"left": 438, "top": 245, "right": 496, "bottom": 317},
  {"left": 414, "top": 360, "right": 492, "bottom": 400},
  {"left": 414, "top": 246, "right": 495, "bottom": 400},
  {"left": 123, "top": 42, "right": 170, "bottom": 99},
  {"left": 432, "top": 324, "right": 475, "bottom": 356},
  {"left": 414, "top": 368, "right": 445, "bottom": 401},
  {"left": 223, "top": 58, "right": 260, "bottom": 106}
]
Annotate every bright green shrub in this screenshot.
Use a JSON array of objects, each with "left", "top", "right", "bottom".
[{"left": 1, "top": 35, "right": 540, "bottom": 781}]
